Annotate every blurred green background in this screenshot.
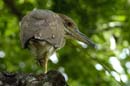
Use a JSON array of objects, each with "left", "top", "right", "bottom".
[{"left": 0, "top": 0, "right": 130, "bottom": 86}]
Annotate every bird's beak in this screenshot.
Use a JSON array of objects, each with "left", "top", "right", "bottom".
[{"left": 69, "top": 29, "right": 96, "bottom": 48}]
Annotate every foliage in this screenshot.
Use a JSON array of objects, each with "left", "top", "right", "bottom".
[{"left": 0, "top": 0, "right": 130, "bottom": 86}]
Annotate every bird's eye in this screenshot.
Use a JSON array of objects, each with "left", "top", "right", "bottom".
[{"left": 67, "top": 22, "right": 73, "bottom": 27}]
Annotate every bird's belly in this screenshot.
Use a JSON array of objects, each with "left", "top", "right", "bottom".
[{"left": 28, "top": 40, "right": 55, "bottom": 59}]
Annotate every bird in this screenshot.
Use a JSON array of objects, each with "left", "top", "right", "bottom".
[{"left": 20, "top": 9, "right": 96, "bottom": 73}]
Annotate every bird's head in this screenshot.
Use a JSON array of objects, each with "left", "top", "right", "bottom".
[{"left": 58, "top": 13, "right": 96, "bottom": 48}]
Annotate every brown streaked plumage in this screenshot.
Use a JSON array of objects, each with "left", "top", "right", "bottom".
[{"left": 20, "top": 9, "right": 96, "bottom": 73}]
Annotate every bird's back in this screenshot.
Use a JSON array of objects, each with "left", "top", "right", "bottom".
[{"left": 20, "top": 9, "right": 65, "bottom": 49}]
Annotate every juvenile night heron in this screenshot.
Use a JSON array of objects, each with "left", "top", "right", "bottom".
[{"left": 20, "top": 9, "right": 96, "bottom": 73}]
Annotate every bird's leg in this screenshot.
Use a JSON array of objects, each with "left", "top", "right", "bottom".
[
  {"left": 37, "top": 56, "right": 48, "bottom": 73},
  {"left": 44, "top": 56, "right": 48, "bottom": 73}
]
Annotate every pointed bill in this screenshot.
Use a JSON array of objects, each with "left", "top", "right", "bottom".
[{"left": 70, "top": 29, "right": 96, "bottom": 48}]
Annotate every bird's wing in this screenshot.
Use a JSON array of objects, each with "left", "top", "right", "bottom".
[{"left": 20, "top": 10, "right": 65, "bottom": 49}]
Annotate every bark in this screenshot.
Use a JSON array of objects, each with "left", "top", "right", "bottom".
[{"left": 0, "top": 70, "right": 68, "bottom": 86}]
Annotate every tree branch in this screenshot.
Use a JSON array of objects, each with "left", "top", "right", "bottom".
[{"left": 0, "top": 70, "right": 68, "bottom": 86}]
